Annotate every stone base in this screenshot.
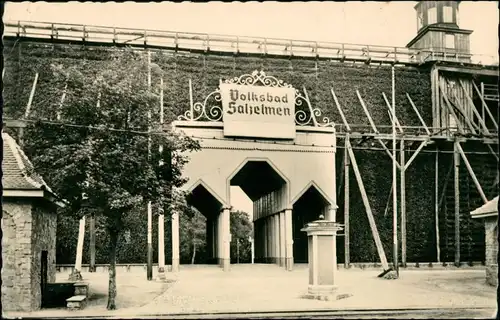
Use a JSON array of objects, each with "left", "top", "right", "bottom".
[
  {"left": 382, "top": 270, "right": 399, "bottom": 280},
  {"left": 171, "top": 259, "right": 179, "bottom": 272},
  {"left": 279, "top": 258, "right": 285, "bottom": 267},
  {"left": 486, "top": 264, "right": 498, "bottom": 286},
  {"left": 222, "top": 258, "right": 230, "bottom": 272},
  {"left": 66, "top": 295, "right": 87, "bottom": 310},
  {"left": 68, "top": 270, "right": 83, "bottom": 281},
  {"left": 286, "top": 257, "right": 293, "bottom": 271},
  {"left": 73, "top": 282, "right": 89, "bottom": 297},
  {"left": 302, "top": 292, "right": 352, "bottom": 301},
  {"left": 156, "top": 267, "right": 166, "bottom": 280}
]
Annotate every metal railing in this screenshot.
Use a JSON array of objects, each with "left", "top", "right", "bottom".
[{"left": 4, "top": 20, "right": 499, "bottom": 66}]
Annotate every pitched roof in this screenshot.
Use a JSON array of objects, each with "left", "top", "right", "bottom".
[
  {"left": 2, "top": 132, "right": 53, "bottom": 192},
  {"left": 470, "top": 196, "right": 499, "bottom": 219}
]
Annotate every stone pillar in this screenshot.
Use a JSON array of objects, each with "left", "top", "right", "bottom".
[
  {"left": 206, "top": 218, "right": 213, "bottom": 263},
  {"left": 171, "top": 211, "right": 180, "bottom": 272},
  {"left": 267, "top": 216, "right": 273, "bottom": 263},
  {"left": 217, "top": 212, "right": 222, "bottom": 266},
  {"left": 274, "top": 214, "right": 280, "bottom": 264},
  {"left": 222, "top": 207, "right": 231, "bottom": 271},
  {"left": 157, "top": 213, "right": 166, "bottom": 279},
  {"left": 75, "top": 216, "right": 86, "bottom": 273},
  {"left": 279, "top": 211, "right": 286, "bottom": 267},
  {"left": 285, "top": 209, "right": 294, "bottom": 271},
  {"left": 326, "top": 205, "right": 337, "bottom": 222},
  {"left": 301, "top": 217, "right": 344, "bottom": 300},
  {"left": 263, "top": 218, "right": 268, "bottom": 263}
]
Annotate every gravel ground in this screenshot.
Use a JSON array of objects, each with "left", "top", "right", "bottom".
[{"left": 3, "top": 264, "right": 497, "bottom": 318}]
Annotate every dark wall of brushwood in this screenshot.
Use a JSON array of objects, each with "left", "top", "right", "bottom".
[{"left": 3, "top": 39, "right": 496, "bottom": 264}]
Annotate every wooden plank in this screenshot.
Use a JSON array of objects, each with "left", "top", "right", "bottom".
[
  {"left": 382, "top": 92, "right": 403, "bottom": 133},
  {"left": 377, "top": 139, "right": 402, "bottom": 169},
  {"left": 24, "top": 73, "right": 39, "bottom": 119},
  {"left": 406, "top": 93, "right": 431, "bottom": 135},
  {"left": 431, "top": 67, "right": 438, "bottom": 130},
  {"left": 456, "top": 142, "right": 488, "bottom": 203},
  {"left": 472, "top": 81, "right": 498, "bottom": 130},
  {"left": 404, "top": 140, "right": 428, "bottom": 170},
  {"left": 331, "top": 88, "right": 351, "bottom": 132},
  {"left": 400, "top": 139, "right": 407, "bottom": 267},
  {"left": 435, "top": 149, "right": 440, "bottom": 263},
  {"left": 345, "top": 139, "right": 390, "bottom": 271},
  {"left": 89, "top": 215, "right": 96, "bottom": 272},
  {"left": 356, "top": 90, "right": 379, "bottom": 133},
  {"left": 344, "top": 135, "right": 350, "bottom": 269},
  {"left": 439, "top": 83, "right": 465, "bottom": 134},
  {"left": 446, "top": 80, "right": 477, "bottom": 134},
  {"left": 487, "top": 144, "right": 499, "bottom": 162},
  {"left": 458, "top": 79, "right": 490, "bottom": 135},
  {"left": 453, "top": 141, "right": 460, "bottom": 267}
]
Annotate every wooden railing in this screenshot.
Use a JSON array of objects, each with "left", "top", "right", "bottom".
[{"left": 4, "top": 20, "right": 498, "bottom": 66}]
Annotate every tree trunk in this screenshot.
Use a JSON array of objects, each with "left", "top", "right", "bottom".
[
  {"left": 191, "top": 241, "right": 197, "bottom": 265},
  {"left": 107, "top": 230, "right": 119, "bottom": 310}
]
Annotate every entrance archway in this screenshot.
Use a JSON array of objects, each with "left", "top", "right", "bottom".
[{"left": 172, "top": 71, "right": 337, "bottom": 271}]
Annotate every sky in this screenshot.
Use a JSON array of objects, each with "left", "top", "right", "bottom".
[{"left": 4, "top": 1, "right": 498, "bottom": 216}]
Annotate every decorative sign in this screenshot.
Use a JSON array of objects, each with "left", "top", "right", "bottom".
[{"left": 220, "top": 83, "right": 296, "bottom": 139}]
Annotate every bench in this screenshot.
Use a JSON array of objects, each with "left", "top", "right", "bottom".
[{"left": 66, "top": 295, "right": 87, "bottom": 310}]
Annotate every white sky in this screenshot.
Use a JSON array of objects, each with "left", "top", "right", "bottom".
[{"left": 4, "top": 1, "right": 498, "bottom": 216}]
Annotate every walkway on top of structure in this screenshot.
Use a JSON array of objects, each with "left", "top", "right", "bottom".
[{"left": 4, "top": 20, "right": 499, "bottom": 67}]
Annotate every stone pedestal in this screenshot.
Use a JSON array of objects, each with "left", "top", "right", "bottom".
[{"left": 301, "top": 217, "right": 345, "bottom": 301}]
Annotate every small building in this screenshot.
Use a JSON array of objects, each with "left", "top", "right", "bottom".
[
  {"left": 471, "top": 196, "right": 498, "bottom": 287},
  {"left": 1, "top": 132, "right": 63, "bottom": 311}
]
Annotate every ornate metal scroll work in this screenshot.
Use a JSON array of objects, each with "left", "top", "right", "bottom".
[
  {"left": 178, "top": 70, "right": 333, "bottom": 127},
  {"left": 177, "top": 89, "right": 223, "bottom": 122}
]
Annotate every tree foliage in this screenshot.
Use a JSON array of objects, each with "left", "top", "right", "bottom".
[
  {"left": 22, "top": 49, "right": 199, "bottom": 309},
  {"left": 230, "top": 211, "right": 253, "bottom": 263}
]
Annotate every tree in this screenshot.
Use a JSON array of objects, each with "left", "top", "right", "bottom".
[
  {"left": 23, "top": 49, "right": 199, "bottom": 310},
  {"left": 179, "top": 206, "right": 207, "bottom": 264},
  {"left": 230, "top": 211, "right": 253, "bottom": 263}
]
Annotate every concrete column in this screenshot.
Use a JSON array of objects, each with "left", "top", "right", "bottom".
[
  {"left": 222, "top": 207, "right": 231, "bottom": 271},
  {"left": 157, "top": 213, "right": 166, "bottom": 279},
  {"left": 285, "top": 209, "right": 293, "bottom": 271},
  {"left": 171, "top": 211, "right": 180, "bottom": 272},
  {"left": 326, "top": 205, "right": 337, "bottom": 222},
  {"left": 269, "top": 216, "right": 274, "bottom": 263},
  {"left": 274, "top": 214, "right": 280, "bottom": 264},
  {"left": 217, "top": 212, "right": 222, "bottom": 266},
  {"left": 263, "top": 218, "right": 268, "bottom": 263},
  {"left": 206, "top": 218, "right": 213, "bottom": 263},
  {"left": 267, "top": 216, "right": 272, "bottom": 263},
  {"left": 212, "top": 219, "right": 216, "bottom": 262},
  {"left": 279, "top": 211, "right": 286, "bottom": 267}
]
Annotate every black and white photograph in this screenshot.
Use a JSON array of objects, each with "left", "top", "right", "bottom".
[{"left": 1, "top": 1, "right": 498, "bottom": 319}]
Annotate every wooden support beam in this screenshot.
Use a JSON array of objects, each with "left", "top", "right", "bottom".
[
  {"left": 331, "top": 88, "right": 351, "bottom": 132},
  {"left": 377, "top": 139, "right": 402, "bottom": 169},
  {"left": 453, "top": 141, "right": 460, "bottom": 267},
  {"left": 404, "top": 140, "right": 428, "bottom": 170},
  {"left": 400, "top": 139, "right": 407, "bottom": 267},
  {"left": 382, "top": 92, "right": 403, "bottom": 133},
  {"left": 455, "top": 142, "right": 488, "bottom": 204},
  {"left": 344, "top": 134, "right": 350, "bottom": 269},
  {"left": 356, "top": 90, "right": 379, "bottom": 134},
  {"left": 472, "top": 81, "right": 498, "bottom": 130},
  {"left": 435, "top": 149, "right": 440, "bottom": 263},
  {"left": 445, "top": 80, "right": 478, "bottom": 135},
  {"left": 458, "top": 79, "right": 490, "bottom": 135},
  {"left": 57, "top": 77, "right": 69, "bottom": 121},
  {"left": 24, "top": 73, "right": 39, "bottom": 119},
  {"left": 89, "top": 214, "right": 96, "bottom": 272},
  {"left": 406, "top": 93, "right": 431, "bottom": 136},
  {"left": 487, "top": 144, "right": 499, "bottom": 162},
  {"left": 345, "top": 139, "right": 390, "bottom": 271},
  {"left": 439, "top": 83, "right": 465, "bottom": 134}
]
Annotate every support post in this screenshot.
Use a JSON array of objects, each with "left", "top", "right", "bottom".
[
  {"left": 157, "top": 76, "right": 166, "bottom": 280},
  {"left": 146, "top": 50, "right": 153, "bottom": 281},
  {"left": 222, "top": 207, "right": 231, "bottom": 271},
  {"left": 279, "top": 211, "right": 286, "bottom": 267},
  {"left": 171, "top": 210, "right": 180, "bottom": 272},
  {"left": 400, "top": 139, "right": 406, "bottom": 268},
  {"left": 274, "top": 214, "right": 280, "bottom": 265},
  {"left": 147, "top": 202, "right": 153, "bottom": 280},
  {"left": 285, "top": 208, "right": 294, "bottom": 271},
  {"left": 453, "top": 141, "right": 460, "bottom": 267},
  {"left": 346, "top": 139, "right": 390, "bottom": 271},
  {"left": 392, "top": 65, "right": 398, "bottom": 276},
  {"left": 456, "top": 142, "right": 488, "bottom": 204},
  {"left": 344, "top": 137, "right": 350, "bottom": 269},
  {"left": 89, "top": 214, "right": 96, "bottom": 272},
  {"left": 75, "top": 216, "right": 86, "bottom": 274},
  {"left": 435, "top": 148, "right": 441, "bottom": 263}
]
